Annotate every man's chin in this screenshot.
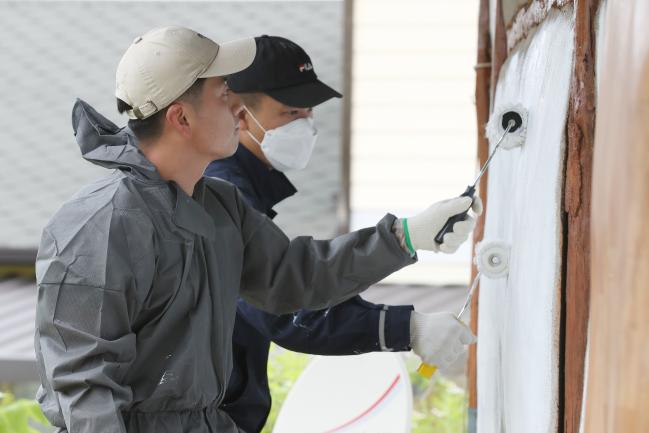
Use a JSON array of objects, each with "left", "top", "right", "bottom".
[
  {"left": 209, "top": 137, "right": 239, "bottom": 160},
  {"left": 224, "top": 139, "right": 239, "bottom": 157}
]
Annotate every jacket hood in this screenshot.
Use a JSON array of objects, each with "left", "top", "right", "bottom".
[{"left": 72, "top": 99, "right": 160, "bottom": 180}]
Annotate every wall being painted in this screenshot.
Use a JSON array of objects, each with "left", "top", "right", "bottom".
[{"left": 477, "top": 7, "right": 574, "bottom": 433}]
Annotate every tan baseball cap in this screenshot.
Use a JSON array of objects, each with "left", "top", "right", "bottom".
[{"left": 116, "top": 26, "right": 256, "bottom": 120}]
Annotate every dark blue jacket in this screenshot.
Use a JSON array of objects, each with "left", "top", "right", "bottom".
[{"left": 204, "top": 145, "right": 413, "bottom": 433}]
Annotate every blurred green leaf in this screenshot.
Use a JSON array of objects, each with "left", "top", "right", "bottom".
[
  {"left": 262, "top": 344, "right": 312, "bottom": 433},
  {"left": 0, "top": 392, "right": 50, "bottom": 433}
]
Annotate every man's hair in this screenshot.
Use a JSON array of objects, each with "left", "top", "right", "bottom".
[{"left": 117, "top": 78, "right": 207, "bottom": 142}]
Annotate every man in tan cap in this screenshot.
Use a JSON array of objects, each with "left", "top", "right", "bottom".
[{"left": 34, "top": 26, "right": 480, "bottom": 433}]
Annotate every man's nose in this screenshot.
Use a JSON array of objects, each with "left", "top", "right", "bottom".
[{"left": 297, "top": 108, "right": 313, "bottom": 119}]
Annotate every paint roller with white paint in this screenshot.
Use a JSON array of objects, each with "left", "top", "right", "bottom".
[
  {"left": 474, "top": 240, "right": 511, "bottom": 279},
  {"left": 416, "top": 239, "right": 512, "bottom": 379},
  {"left": 457, "top": 240, "right": 512, "bottom": 320},
  {"left": 418, "top": 105, "right": 527, "bottom": 379},
  {"left": 433, "top": 105, "right": 528, "bottom": 244},
  {"left": 485, "top": 104, "right": 528, "bottom": 150}
]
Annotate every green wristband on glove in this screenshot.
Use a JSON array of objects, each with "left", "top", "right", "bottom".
[{"left": 402, "top": 218, "right": 416, "bottom": 256}]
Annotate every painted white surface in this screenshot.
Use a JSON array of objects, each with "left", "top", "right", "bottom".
[
  {"left": 351, "top": 0, "right": 479, "bottom": 285},
  {"left": 272, "top": 352, "right": 412, "bottom": 433},
  {"left": 477, "top": 8, "right": 574, "bottom": 433}
]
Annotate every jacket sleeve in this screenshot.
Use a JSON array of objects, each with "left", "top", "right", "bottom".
[
  {"left": 236, "top": 296, "right": 413, "bottom": 354},
  {"left": 236, "top": 189, "right": 417, "bottom": 315},
  {"left": 34, "top": 209, "right": 153, "bottom": 433}
]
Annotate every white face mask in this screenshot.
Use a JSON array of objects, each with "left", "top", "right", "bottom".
[{"left": 244, "top": 106, "right": 318, "bottom": 171}]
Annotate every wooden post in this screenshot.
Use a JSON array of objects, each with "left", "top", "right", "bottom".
[
  {"left": 467, "top": 0, "right": 492, "bottom": 427},
  {"left": 468, "top": 0, "right": 506, "bottom": 430},
  {"left": 563, "top": 0, "right": 597, "bottom": 432},
  {"left": 490, "top": 0, "right": 508, "bottom": 108}
]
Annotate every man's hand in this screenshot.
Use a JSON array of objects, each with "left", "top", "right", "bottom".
[
  {"left": 409, "top": 311, "right": 476, "bottom": 369},
  {"left": 403, "top": 196, "right": 482, "bottom": 254}
]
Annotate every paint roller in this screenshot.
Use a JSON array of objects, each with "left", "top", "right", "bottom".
[
  {"left": 474, "top": 240, "right": 511, "bottom": 279},
  {"left": 417, "top": 104, "right": 527, "bottom": 379},
  {"left": 433, "top": 104, "right": 527, "bottom": 244},
  {"left": 416, "top": 239, "right": 512, "bottom": 379}
]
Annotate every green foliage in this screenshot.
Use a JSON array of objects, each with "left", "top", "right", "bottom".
[
  {"left": 0, "top": 392, "right": 50, "bottom": 433},
  {"left": 262, "top": 345, "right": 312, "bottom": 433},
  {"left": 409, "top": 373, "right": 467, "bottom": 433},
  {"left": 263, "top": 345, "right": 468, "bottom": 433}
]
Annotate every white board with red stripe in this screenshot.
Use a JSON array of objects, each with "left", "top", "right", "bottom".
[{"left": 272, "top": 352, "right": 412, "bottom": 433}]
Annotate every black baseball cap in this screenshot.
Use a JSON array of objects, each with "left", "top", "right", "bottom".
[{"left": 226, "top": 35, "right": 342, "bottom": 108}]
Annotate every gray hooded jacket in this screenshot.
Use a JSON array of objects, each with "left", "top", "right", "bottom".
[{"left": 34, "top": 100, "right": 415, "bottom": 433}]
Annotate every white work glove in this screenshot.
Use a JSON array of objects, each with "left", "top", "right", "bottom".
[
  {"left": 403, "top": 196, "right": 482, "bottom": 254},
  {"left": 410, "top": 311, "right": 476, "bottom": 369}
]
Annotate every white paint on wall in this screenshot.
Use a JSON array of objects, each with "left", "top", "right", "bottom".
[{"left": 477, "top": 8, "right": 574, "bottom": 433}]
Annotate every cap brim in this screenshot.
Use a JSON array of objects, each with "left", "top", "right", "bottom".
[
  {"left": 266, "top": 80, "right": 342, "bottom": 108},
  {"left": 200, "top": 37, "right": 257, "bottom": 78}
]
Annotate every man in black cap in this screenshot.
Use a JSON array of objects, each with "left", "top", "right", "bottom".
[{"left": 204, "top": 35, "right": 480, "bottom": 433}]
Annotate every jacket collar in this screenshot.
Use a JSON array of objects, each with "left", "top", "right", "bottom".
[
  {"left": 230, "top": 144, "right": 296, "bottom": 215},
  {"left": 172, "top": 179, "right": 217, "bottom": 240},
  {"left": 73, "top": 99, "right": 162, "bottom": 181},
  {"left": 73, "top": 99, "right": 216, "bottom": 239}
]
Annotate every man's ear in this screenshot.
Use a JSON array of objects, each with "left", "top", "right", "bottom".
[
  {"left": 238, "top": 108, "right": 250, "bottom": 132},
  {"left": 165, "top": 102, "right": 192, "bottom": 138}
]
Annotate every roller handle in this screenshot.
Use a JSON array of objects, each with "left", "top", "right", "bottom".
[
  {"left": 434, "top": 185, "right": 476, "bottom": 245},
  {"left": 417, "top": 363, "right": 438, "bottom": 379},
  {"left": 418, "top": 186, "right": 476, "bottom": 379}
]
